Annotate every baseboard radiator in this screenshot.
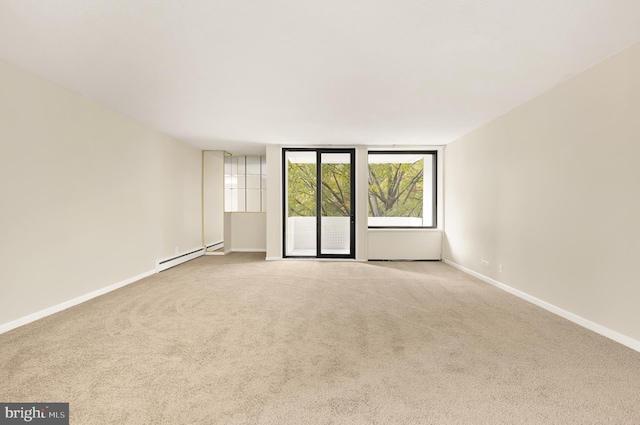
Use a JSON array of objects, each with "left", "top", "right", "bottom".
[
  {"left": 156, "top": 247, "right": 205, "bottom": 272},
  {"left": 206, "top": 241, "right": 223, "bottom": 251}
]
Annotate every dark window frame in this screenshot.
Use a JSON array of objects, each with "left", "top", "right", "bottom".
[
  {"left": 367, "top": 150, "right": 438, "bottom": 229},
  {"left": 282, "top": 147, "right": 356, "bottom": 259}
]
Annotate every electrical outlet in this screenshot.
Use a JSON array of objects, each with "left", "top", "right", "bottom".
[
  {"left": 175, "top": 246, "right": 179, "bottom": 254},
  {"left": 481, "top": 259, "right": 490, "bottom": 267},
  {"left": 498, "top": 264, "right": 503, "bottom": 273}
]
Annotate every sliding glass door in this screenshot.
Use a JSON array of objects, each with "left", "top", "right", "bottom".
[{"left": 283, "top": 148, "right": 355, "bottom": 258}]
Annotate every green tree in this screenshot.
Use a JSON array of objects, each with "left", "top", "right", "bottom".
[
  {"left": 287, "top": 163, "right": 316, "bottom": 216},
  {"left": 287, "top": 162, "right": 351, "bottom": 217},
  {"left": 368, "top": 160, "right": 423, "bottom": 218},
  {"left": 287, "top": 158, "right": 423, "bottom": 219},
  {"left": 321, "top": 163, "right": 351, "bottom": 216}
]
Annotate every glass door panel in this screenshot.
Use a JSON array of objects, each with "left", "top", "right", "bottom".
[
  {"left": 284, "top": 150, "right": 317, "bottom": 257},
  {"left": 320, "top": 153, "right": 352, "bottom": 256}
]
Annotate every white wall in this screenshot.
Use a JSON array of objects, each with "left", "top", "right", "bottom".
[
  {"left": 224, "top": 212, "right": 233, "bottom": 253},
  {"left": 0, "top": 60, "right": 202, "bottom": 328},
  {"left": 265, "top": 145, "right": 283, "bottom": 259},
  {"left": 230, "top": 213, "right": 266, "bottom": 252},
  {"left": 444, "top": 42, "right": 640, "bottom": 343},
  {"left": 368, "top": 230, "right": 442, "bottom": 260},
  {"left": 355, "top": 147, "right": 368, "bottom": 261}
]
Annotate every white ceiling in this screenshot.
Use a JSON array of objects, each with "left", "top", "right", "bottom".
[{"left": 2, "top": 1, "right": 639, "bottom": 154}]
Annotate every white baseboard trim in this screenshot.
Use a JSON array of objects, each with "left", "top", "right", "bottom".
[
  {"left": 0, "top": 268, "right": 156, "bottom": 335},
  {"left": 230, "top": 248, "right": 267, "bottom": 253},
  {"left": 443, "top": 259, "right": 640, "bottom": 353},
  {"left": 156, "top": 246, "right": 205, "bottom": 272},
  {"left": 265, "top": 256, "right": 282, "bottom": 261}
]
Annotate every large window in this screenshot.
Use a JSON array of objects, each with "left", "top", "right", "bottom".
[{"left": 368, "top": 151, "right": 436, "bottom": 228}]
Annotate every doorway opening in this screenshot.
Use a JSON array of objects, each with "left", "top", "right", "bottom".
[{"left": 283, "top": 148, "right": 355, "bottom": 259}]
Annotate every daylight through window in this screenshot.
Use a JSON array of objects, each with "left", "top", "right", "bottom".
[{"left": 368, "top": 151, "right": 436, "bottom": 228}]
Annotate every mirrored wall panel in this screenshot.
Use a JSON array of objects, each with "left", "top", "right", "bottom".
[
  {"left": 203, "top": 151, "right": 225, "bottom": 252},
  {"left": 225, "top": 155, "right": 266, "bottom": 212}
]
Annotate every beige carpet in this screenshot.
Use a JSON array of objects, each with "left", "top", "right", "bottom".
[{"left": 1, "top": 253, "right": 640, "bottom": 424}]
